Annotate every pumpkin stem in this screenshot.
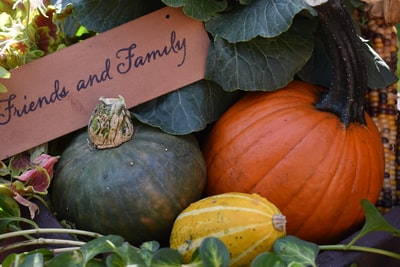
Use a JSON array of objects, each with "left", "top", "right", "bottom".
[
  {"left": 313, "top": 0, "right": 367, "bottom": 127},
  {"left": 88, "top": 95, "right": 134, "bottom": 149}
]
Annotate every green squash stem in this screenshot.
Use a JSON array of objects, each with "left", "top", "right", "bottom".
[
  {"left": 313, "top": 0, "right": 367, "bottom": 127},
  {"left": 88, "top": 95, "right": 134, "bottom": 149}
]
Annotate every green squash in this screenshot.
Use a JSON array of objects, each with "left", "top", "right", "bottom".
[{"left": 51, "top": 97, "right": 206, "bottom": 245}]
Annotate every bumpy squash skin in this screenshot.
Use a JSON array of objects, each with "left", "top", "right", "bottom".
[
  {"left": 51, "top": 122, "right": 207, "bottom": 245},
  {"left": 170, "top": 192, "right": 286, "bottom": 267},
  {"left": 203, "top": 81, "right": 385, "bottom": 244}
]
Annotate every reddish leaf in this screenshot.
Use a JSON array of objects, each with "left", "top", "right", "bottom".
[
  {"left": 14, "top": 166, "right": 51, "bottom": 194},
  {"left": 32, "top": 154, "right": 59, "bottom": 178},
  {"left": 8, "top": 153, "right": 30, "bottom": 176},
  {"left": 13, "top": 192, "right": 39, "bottom": 219},
  {"left": 32, "top": 7, "right": 58, "bottom": 53}
]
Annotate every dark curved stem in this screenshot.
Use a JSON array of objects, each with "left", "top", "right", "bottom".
[{"left": 314, "top": 0, "right": 367, "bottom": 127}]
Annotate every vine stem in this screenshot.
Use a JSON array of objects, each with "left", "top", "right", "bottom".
[
  {"left": 0, "top": 228, "right": 105, "bottom": 255},
  {"left": 0, "top": 228, "right": 104, "bottom": 240},
  {"left": 319, "top": 244, "right": 400, "bottom": 260},
  {"left": 0, "top": 238, "right": 86, "bottom": 254}
]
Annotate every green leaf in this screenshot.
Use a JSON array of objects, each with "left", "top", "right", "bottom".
[
  {"left": 199, "top": 237, "right": 230, "bottom": 267},
  {"left": 206, "top": 17, "right": 314, "bottom": 92},
  {"left": 162, "top": 0, "right": 227, "bottom": 21},
  {"left": 152, "top": 248, "right": 183, "bottom": 266},
  {"left": 187, "top": 249, "right": 203, "bottom": 265},
  {"left": 0, "top": 190, "right": 21, "bottom": 232},
  {"left": 67, "top": 0, "right": 165, "bottom": 32},
  {"left": 0, "top": 83, "right": 8, "bottom": 93},
  {"left": 0, "top": 66, "right": 10, "bottom": 79},
  {"left": 106, "top": 243, "right": 145, "bottom": 266},
  {"left": 296, "top": 31, "right": 331, "bottom": 87},
  {"left": 80, "top": 235, "right": 124, "bottom": 264},
  {"left": 46, "top": 250, "right": 85, "bottom": 266},
  {"left": 2, "top": 251, "right": 45, "bottom": 267},
  {"left": 131, "top": 80, "right": 240, "bottom": 134},
  {"left": 273, "top": 236, "right": 319, "bottom": 267},
  {"left": 347, "top": 199, "right": 400, "bottom": 247},
  {"left": 363, "top": 41, "right": 398, "bottom": 89},
  {"left": 0, "top": 161, "right": 10, "bottom": 176},
  {"left": 140, "top": 241, "right": 161, "bottom": 266},
  {"left": 250, "top": 252, "right": 286, "bottom": 267},
  {"left": 297, "top": 34, "right": 398, "bottom": 90},
  {"left": 205, "top": 0, "right": 316, "bottom": 42}
]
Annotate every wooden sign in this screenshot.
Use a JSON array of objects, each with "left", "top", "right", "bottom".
[{"left": 0, "top": 7, "right": 210, "bottom": 160}]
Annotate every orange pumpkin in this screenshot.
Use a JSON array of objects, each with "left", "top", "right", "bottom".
[{"left": 203, "top": 1, "right": 385, "bottom": 244}]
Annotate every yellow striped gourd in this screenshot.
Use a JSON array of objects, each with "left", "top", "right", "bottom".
[{"left": 169, "top": 192, "right": 286, "bottom": 267}]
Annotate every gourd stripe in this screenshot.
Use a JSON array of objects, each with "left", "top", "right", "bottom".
[
  {"left": 175, "top": 206, "right": 272, "bottom": 219},
  {"left": 198, "top": 193, "right": 278, "bottom": 212},
  {"left": 174, "top": 222, "right": 272, "bottom": 253},
  {"left": 229, "top": 232, "right": 272, "bottom": 266}
]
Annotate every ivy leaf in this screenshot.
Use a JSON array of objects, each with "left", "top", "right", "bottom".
[
  {"left": 131, "top": 80, "right": 240, "bottom": 135},
  {"left": 199, "top": 237, "right": 230, "bottom": 267},
  {"left": 161, "top": 0, "right": 228, "bottom": 21},
  {"left": 79, "top": 235, "right": 125, "bottom": 264},
  {"left": 0, "top": 189, "right": 21, "bottom": 232},
  {"left": 152, "top": 248, "right": 183, "bottom": 266},
  {"left": 1, "top": 251, "right": 45, "bottom": 267},
  {"left": 188, "top": 249, "right": 203, "bottom": 265},
  {"left": 206, "top": 17, "right": 314, "bottom": 92},
  {"left": 46, "top": 250, "right": 85, "bottom": 266},
  {"left": 140, "top": 241, "right": 161, "bottom": 266},
  {"left": 106, "top": 242, "right": 145, "bottom": 266},
  {"left": 66, "top": 0, "right": 165, "bottom": 32},
  {"left": 205, "top": 0, "right": 316, "bottom": 43},
  {"left": 347, "top": 199, "right": 400, "bottom": 247},
  {"left": 273, "top": 236, "right": 319, "bottom": 267},
  {"left": 250, "top": 252, "right": 286, "bottom": 267}
]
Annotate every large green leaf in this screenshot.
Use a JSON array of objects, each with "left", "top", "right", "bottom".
[
  {"left": 363, "top": 41, "right": 398, "bottom": 88},
  {"left": 161, "top": 0, "right": 228, "bottom": 21},
  {"left": 250, "top": 252, "right": 286, "bottom": 267},
  {"left": 199, "top": 237, "right": 230, "bottom": 267},
  {"left": 0, "top": 190, "right": 21, "bottom": 232},
  {"left": 131, "top": 80, "right": 240, "bottom": 135},
  {"left": 273, "top": 236, "right": 319, "bottom": 267},
  {"left": 2, "top": 251, "right": 46, "bottom": 267},
  {"left": 206, "top": 17, "right": 315, "bottom": 92},
  {"left": 66, "top": 0, "right": 165, "bottom": 32},
  {"left": 297, "top": 34, "right": 398, "bottom": 89},
  {"left": 205, "top": 0, "right": 316, "bottom": 42},
  {"left": 152, "top": 248, "right": 183, "bottom": 266}
]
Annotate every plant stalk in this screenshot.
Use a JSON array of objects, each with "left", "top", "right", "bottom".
[{"left": 319, "top": 244, "right": 400, "bottom": 260}]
